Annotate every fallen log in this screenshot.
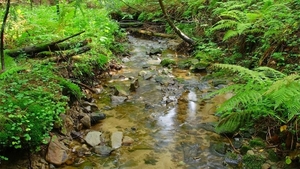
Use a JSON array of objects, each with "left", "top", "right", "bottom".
[
  {"left": 6, "top": 30, "right": 86, "bottom": 58},
  {"left": 42, "top": 45, "right": 91, "bottom": 63},
  {"left": 128, "top": 28, "right": 176, "bottom": 38}
]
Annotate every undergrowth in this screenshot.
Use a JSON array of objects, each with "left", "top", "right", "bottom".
[{"left": 0, "top": 1, "right": 121, "bottom": 156}]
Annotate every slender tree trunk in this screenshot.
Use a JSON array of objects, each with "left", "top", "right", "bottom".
[
  {"left": 0, "top": 0, "right": 10, "bottom": 72},
  {"left": 56, "top": 0, "right": 60, "bottom": 17},
  {"left": 158, "top": 0, "right": 195, "bottom": 46}
]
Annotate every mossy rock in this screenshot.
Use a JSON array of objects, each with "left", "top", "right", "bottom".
[
  {"left": 160, "top": 58, "right": 176, "bottom": 67},
  {"left": 190, "top": 62, "right": 209, "bottom": 72},
  {"left": 178, "top": 60, "right": 192, "bottom": 69}
]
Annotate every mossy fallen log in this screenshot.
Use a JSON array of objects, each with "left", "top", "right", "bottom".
[
  {"left": 6, "top": 31, "right": 87, "bottom": 58},
  {"left": 128, "top": 28, "right": 176, "bottom": 38}
]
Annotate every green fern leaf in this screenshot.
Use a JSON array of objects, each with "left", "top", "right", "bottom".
[
  {"left": 216, "top": 111, "right": 251, "bottom": 133},
  {"left": 211, "top": 20, "right": 238, "bottom": 32},
  {"left": 223, "top": 30, "right": 239, "bottom": 41},
  {"left": 254, "top": 67, "right": 286, "bottom": 80},
  {"left": 236, "top": 23, "right": 251, "bottom": 34},
  {"left": 218, "top": 89, "right": 262, "bottom": 112}
]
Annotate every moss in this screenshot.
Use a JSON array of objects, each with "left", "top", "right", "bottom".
[
  {"left": 249, "top": 138, "right": 265, "bottom": 147},
  {"left": 267, "top": 149, "right": 279, "bottom": 162},
  {"left": 240, "top": 145, "right": 251, "bottom": 155},
  {"left": 242, "top": 154, "right": 265, "bottom": 169}
]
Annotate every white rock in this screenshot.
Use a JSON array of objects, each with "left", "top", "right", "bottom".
[
  {"left": 84, "top": 131, "right": 102, "bottom": 147},
  {"left": 111, "top": 131, "right": 123, "bottom": 149}
]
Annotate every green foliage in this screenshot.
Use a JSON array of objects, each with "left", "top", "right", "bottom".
[
  {"left": 211, "top": 64, "right": 300, "bottom": 133},
  {"left": 242, "top": 154, "right": 265, "bottom": 169},
  {"left": 2, "top": 4, "right": 119, "bottom": 67},
  {"left": 57, "top": 78, "right": 83, "bottom": 99},
  {"left": 0, "top": 65, "right": 68, "bottom": 150},
  {"left": 249, "top": 138, "right": 265, "bottom": 147}
]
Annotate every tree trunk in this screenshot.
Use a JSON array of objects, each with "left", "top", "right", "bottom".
[
  {"left": 158, "top": 0, "right": 195, "bottom": 46},
  {"left": 0, "top": 0, "right": 10, "bottom": 72}
]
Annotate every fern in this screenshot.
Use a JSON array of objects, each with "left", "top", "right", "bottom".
[
  {"left": 216, "top": 111, "right": 251, "bottom": 133},
  {"left": 213, "top": 63, "right": 269, "bottom": 83},
  {"left": 218, "top": 88, "right": 262, "bottom": 112},
  {"left": 212, "top": 64, "right": 300, "bottom": 133}
]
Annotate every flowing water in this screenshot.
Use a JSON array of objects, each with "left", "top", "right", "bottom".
[{"left": 62, "top": 35, "right": 231, "bottom": 169}]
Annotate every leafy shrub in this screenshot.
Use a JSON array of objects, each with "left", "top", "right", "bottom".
[{"left": 0, "top": 65, "right": 68, "bottom": 149}]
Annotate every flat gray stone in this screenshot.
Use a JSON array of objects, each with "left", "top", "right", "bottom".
[
  {"left": 84, "top": 131, "right": 102, "bottom": 147},
  {"left": 111, "top": 131, "right": 123, "bottom": 149}
]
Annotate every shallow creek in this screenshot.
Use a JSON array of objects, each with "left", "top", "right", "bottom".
[{"left": 62, "top": 35, "right": 231, "bottom": 169}]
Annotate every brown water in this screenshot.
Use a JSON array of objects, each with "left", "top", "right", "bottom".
[{"left": 57, "top": 35, "right": 231, "bottom": 169}]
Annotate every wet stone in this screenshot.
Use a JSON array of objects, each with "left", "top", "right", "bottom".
[
  {"left": 123, "top": 136, "right": 134, "bottom": 146},
  {"left": 211, "top": 143, "right": 228, "bottom": 156},
  {"left": 81, "top": 101, "right": 99, "bottom": 112},
  {"left": 224, "top": 152, "right": 242, "bottom": 166},
  {"left": 93, "top": 145, "right": 113, "bottom": 156},
  {"left": 111, "top": 95, "right": 127, "bottom": 105},
  {"left": 90, "top": 112, "right": 106, "bottom": 125}
]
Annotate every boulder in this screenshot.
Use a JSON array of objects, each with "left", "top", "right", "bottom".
[
  {"left": 80, "top": 114, "right": 91, "bottom": 129},
  {"left": 90, "top": 112, "right": 106, "bottom": 125},
  {"left": 46, "top": 136, "right": 70, "bottom": 165}
]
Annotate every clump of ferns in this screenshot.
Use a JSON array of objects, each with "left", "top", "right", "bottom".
[{"left": 209, "top": 64, "right": 300, "bottom": 134}]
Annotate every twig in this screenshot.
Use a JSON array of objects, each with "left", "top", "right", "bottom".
[
  {"left": 72, "top": 80, "right": 96, "bottom": 93},
  {"left": 224, "top": 134, "right": 240, "bottom": 153}
]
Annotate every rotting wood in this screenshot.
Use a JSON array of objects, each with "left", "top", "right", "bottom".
[{"left": 128, "top": 28, "right": 176, "bottom": 38}]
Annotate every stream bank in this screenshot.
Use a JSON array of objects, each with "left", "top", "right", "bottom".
[{"left": 0, "top": 34, "right": 283, "bottom": 169}]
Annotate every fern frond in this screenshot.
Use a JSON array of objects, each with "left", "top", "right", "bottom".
[
  {"left": 213, "top": 63, "right": 269, "bottom": 83},
  {"left": 246, "top": 12, "right": 262, "bottom": 22},
  {"left": 216, "top": 111, "right": 251, "bottom": 133},
  {"left": 218, "top": 89, "right": 262, "bottom": 112},
  {"left": 220, "top": 10, "right": 246, "bottom": 22},
  {"left": 254, "top": 67, "right": 286, "bottom": 80},
  {"left": 207, "top": 84, "right": 244, "bottom": 99},
  {"left": 236, "top": 23, "right": 251, "bottom": 34},
  {"left": 223, "top": 30, "right": 239, "bottom": 41},
  {"left": 264, "top": 74, "right": 300, "bottom": 95},
  {"left": 210, "top": 19, "right": 238, "bottom": 32}
]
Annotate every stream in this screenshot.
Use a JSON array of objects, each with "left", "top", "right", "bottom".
[{"left": 59, "top": 35, "right": 232, "bottom": 169}]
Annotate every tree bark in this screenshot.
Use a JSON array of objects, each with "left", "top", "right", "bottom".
[
  {"left": 0, "top": 0, "right": 10, "bottom": 72},
  {"left": 158, "top": 0, "right": 195, "bottom": 46}
]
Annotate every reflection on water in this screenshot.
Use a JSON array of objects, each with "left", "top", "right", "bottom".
[
  {"left": 158, "top": 107, "right": 176, "bottom": 130},
  {"left": 187, "top": 90, "right": 197, "bottom": 119}
]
